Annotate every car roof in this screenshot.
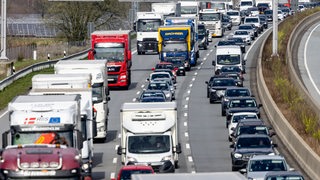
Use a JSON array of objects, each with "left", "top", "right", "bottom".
[
  {"left": 237, "top": 119, "right": 265, "bottom": 125},
  {"left": 237, "top": 134, "right": 271, "bottom": 138},
  {"left": 119, "top": 165, "right": 154, "bottom": 171},
  {"left": 228, "top": 96, "right": 257, "bottom": 100},
  {"left": 232, "top": 112, "right": 258, "bottom": 116},
  {"left": 264, "top": 171, "right": 304, "bottom": 177},
  {"left": 226, "top": 87, "right": 250, "bottom": 90},
  {"left": 249, "top": 155, "right": 285, "bottom": 160}
]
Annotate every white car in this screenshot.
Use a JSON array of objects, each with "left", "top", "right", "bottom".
[
  {"left": 228, "top": 112, "right": 259, "bottom": 141},
  {"left": 278, "top": 10, "right": 284, "bottom": 21},
  {"left": 232, "top": 30, "right": 252, "bottom": 45},
  {"left": 227, "top": 10, "right": 241, "bottom": 26}
]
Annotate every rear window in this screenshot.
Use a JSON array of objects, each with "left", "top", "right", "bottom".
[{"left": 120, "top": 169, "right": 153, "bottom": 180}]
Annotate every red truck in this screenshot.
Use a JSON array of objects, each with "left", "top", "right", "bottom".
[
  {"left": 88, "top": 30, "right": 133, "bottom": 89},
  {"left": 0, "top": 144, "right": 90, "bottom": 180}
]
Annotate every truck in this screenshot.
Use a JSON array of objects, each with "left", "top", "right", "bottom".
[
  {"left": 212, "top": 45, "right": 246, "bottom": 73},
  {"left": 207, "top": 1, "right": 231, "bottom": 14},
  {"left": 239, "top": 0, "right": 256, "bottom": 11},
  {"left": 158, "top": 25, "right": 192, "bottom": 71},
  {"left": 88, "top": 30, "right": 133, "bottom": 90},
  {"left": 199, "top": 9, "right": 224, "bottom": 41},
  {"left": 29, "top": 74, "right": 95, "bottom": 177},
  {"left": 164, "top": 16, "right": 199, "bottom": 66},
  {"left": 178, "top": 1, "right": 202, "bottom": 18},
  {"left": 135, "top": 12, "right": 163, "bottom": 55},
  {"left": 1, "top": 94, "right": 91, "bottom": 179},
  {"left": 117, "top": 102, "right": 181, "bottom": 173},
  {"left": 54, "top": 60, "right": 110, "bottom": 142},
  {"left": 151, "top": 2, "right": 181, "bottom": 18}
]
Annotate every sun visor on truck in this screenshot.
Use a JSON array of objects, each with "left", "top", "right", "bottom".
[{"left": 160, "top": 30, "right": 189, "bottom": 41}]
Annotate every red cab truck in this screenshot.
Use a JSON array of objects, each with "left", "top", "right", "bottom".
[{"left": 88, "top": 30, "right": 133, "bottom": 89}]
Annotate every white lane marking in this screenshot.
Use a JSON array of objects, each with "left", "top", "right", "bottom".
[
  {"left": 185, "top": 132, "right": 189, "bottom": 137},
  {"left": 115, "top": 145, "right": 119, "bottom": 150},
  {"left": 201, "top": 62, "right": 204, "bottom": 65},
  {"left": 186, "top": 97, "right": 189, "bottom": 101},
  {"left": 118, "top": 133, "right": 121, "bottom": 138},
  {"left": 206, "top": 53, "right": 210, "bottom": 56},
  {"left": 110, "top": 172, "right": 116, "bottom": 179},
  {"left": 184, "top": 112, "right": 188, "bottom": 117},
  {"left": 186, "top": 143, "right": 190, "bottom": 149},
  {"left": 304, "top": 24, "right": 320, "bottom": 95},
  {"left": 203, "top": 57, "right": 207, "bottom": 60},
  {"left": 0, "top": 110, "right": 7, "bottom": 119},
  {"left": 113, "top": 158, "right": 117, "bottom": 164},
  {"left": 132, "top": 98, "right": 136, "bottom": 102},
  {"left": 184, "top": 122, "right": 188, "bottom": 127},
  {"left": 184, "top": 104, "right": 188, "bottom": 109},
  {"left": 188, "top": 156, "right": 193, "bottom": 162},
  {"left": 189, "top": 84, "right": 193, "bottom": 87},
  {"left": 194, "top": 72, "right": 198, "bottom": 75},
  {"left": 136, "top": 91, "right": 140, "bottom": 95},
  {"left": 192, "top": 77, "right": 195, "bottom": 81},
  {"left": 141, "top": 84, "right": 145, "bottom": 88},
  {"left": 187, "top": 90, "right": 191, "bottom": 94}
]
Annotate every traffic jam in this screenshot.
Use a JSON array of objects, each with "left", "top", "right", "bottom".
[{"left": 0, "top": 0, "right": 307, "bottom": 180}]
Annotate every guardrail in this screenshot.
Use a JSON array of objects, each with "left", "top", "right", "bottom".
[
  {"left": 257, "top": 13, "right": 320, "bottom": 180},
  {"left": 0, "top": 49, "right": 89, "bottom": 91}
]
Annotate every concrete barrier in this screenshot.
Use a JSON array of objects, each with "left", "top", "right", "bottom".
[{"left": 257, "top": 12, "right": 320, "bottom": 180}]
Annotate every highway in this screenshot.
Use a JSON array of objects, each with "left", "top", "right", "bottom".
[{"left": 0, "top": 22, "right": 307, "bottom": 180}]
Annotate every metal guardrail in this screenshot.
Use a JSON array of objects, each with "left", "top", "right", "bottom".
[{"left": 0, "top": 49, "right": 89, "bottom": 91}]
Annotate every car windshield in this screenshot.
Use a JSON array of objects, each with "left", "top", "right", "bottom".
[
  {"left": 120, "top": 169, "right": 153, "bottom": 180},
  {"left": 229, "top": 99, "right": 257, "bottom": 108},
  {"left": 217, "top": 55, "right": 241, "bottom": 65},
  {"left": 237, "top": 126, "right": 269, "bottom": 136},
  {"left": 228, "top": 38, "right": 244, "bottom": 43},
  {"left": 236, "top": 137, "right": 271, "bottom": 148},
  {"left": 151, "top": 73, "right": 170, "bottom": 80},
  {"left": 155, "top": 64, "right": 174, "bottom": 70},
  {"left": 232, "top": 114, "right": 258, "bottom": 123},
  {"left": 213, "top": 79, "right": 235, "bottom": 86},
  {"left": 128, "top": 135, "right": 171, "bottom": 153},
  {"left": 240, "top": 1, "right": 253, "bottom": 6},
  {"left": 249, "top": 159, "right": 287, "bottom": 172},
  {"left": 227, "top": 11, "right": 240, "bottom": 16},
  {"left": 226, "top": 89, "right": 250, "bottom": 97}
]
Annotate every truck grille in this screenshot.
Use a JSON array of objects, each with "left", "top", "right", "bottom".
[
  {"left": 108, "top": 75, "right": 118, "bottom": 84},
  {"left": 206, "top": 24, "right": 216, "bottom": 30}
]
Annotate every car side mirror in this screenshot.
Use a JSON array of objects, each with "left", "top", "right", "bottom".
[
  {"left": 175, "top": 143, "right": 182, "bottom": 154},
  {"left": 212, "top": 60, "right": 216, "bottom": 66},
  {"left": 270, "top": 131, "right": 276, "bottom": 137},
  {"left": 272, "top": 143, "right": 278, "bottom": 148},
  {"left": 205, "top": 81, "right": 208, "bottom": 84},
  {"left": 117, "top": 146, "right": 123, "bottom": 155},
  {"left": 229, "top": 144, "right": 235, "bottom": 148}
]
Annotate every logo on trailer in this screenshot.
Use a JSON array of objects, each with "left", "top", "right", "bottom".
[
  {"left": 24, "top": 117, "right": 61, "bottom": 124},
  {"left": 24, "top": 117, "right": 36, "bottom": 124}
]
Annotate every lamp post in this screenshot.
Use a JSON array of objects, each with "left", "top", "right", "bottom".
[
  {"left": 272, "top": 0, "right": 279, "bottom": 57},
  {"left": 0, "top": 0, "right": 8, "bottom": 61}
]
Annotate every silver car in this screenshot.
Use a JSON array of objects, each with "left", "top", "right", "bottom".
[{"left": 146, "top": 81, "right": 175, "bottom": 101}]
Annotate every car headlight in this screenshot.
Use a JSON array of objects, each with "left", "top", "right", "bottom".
[
  {"left": 268, "top": 152, "right": 275, "bottom": 155},
  {"left": 166, "top": 93, "right": 171, "bottom": 98},
  {"left": 210, "top": 89, "right": 216, "bottom": 93},
  {"left": 127, "top": 156, "right": 138, "bottom": 163},
  {"left": 223, "top": 98, "right": 229, "bottom": 102},
  {"left": 161, "top": 155, "right": 173, "bottom": 161},
  {"left": 82, "top": 163, "right": 89, "bottom": 170},
  {"left": 234, "top": 153, "right": 242, "bottom": 158}
]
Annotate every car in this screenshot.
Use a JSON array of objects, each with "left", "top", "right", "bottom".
[
  {"left": 225, "top": 96, "right": 263, "bottom": 125},
  {"left": 228, "top": 112, "right": 259, "bottom": 140},
  {"left": 277, "top": 10, "right": 284, "bottom": 21},
  {"left": 264, "top": 171, "right": 305, "bottom": 180},
  {"left": 198, "top": 24, "right": 209, "bottom": 50},
  {"left": 205, "top": 74, "right": 229, "bottom": 98},
  {"left": 258, "top": 14, "right": 268, "bottom": 29},
  {"left": 113, "top": 165, "right": 154, "bottom": 180},
  {"left": 220, "top": 72, "right": 244, "bottom": 87},
  {"left": 230, "top": 134, "right": 277, "bottom": 171},
  {"left": 232, "top": 30, "right": 252, "bottom": 45},
  {"left": 148, "top": 71, "right": 176, "bottom": 84},
  {"left": 280, "top": 7, "right": 290, "bottom": 18},
  {"left": 146, "top": 81, "right": 174, "bottom": 101},
  {"left": 215, "top": 40, "right": 237, "bottom": 48},
  {"left": 230, "top": 119, "right": 275, "bottom": 142},
  {"left": 242, "top": 155, "right": 294, "bottom": 180},
  {"left": 222, "top": 14, "right": 233, "bottom": 31},
  {"left": 238, "top": 24, "right": 257, "bottom": 39},
  {"left": 221, "top": 86, "right": 252, "bottom": 116},
  {"left": 219, "top": 65, "right": 244, "bottom": 77},
  {"left": 153, "top": 69, "right": 177, "bottom": 84},
  {"left": 244, "top": 16, "right": 262, "bottom": 34},
  {"left": 153, "top": 62, "right": 176, "bottom": 76},
  {"left": 247, "top": 7, "right": 260, "bottom": 16},
  {"left": 264, "top": 10, "right": 273, "bottom": 22},
  {"left": 151, "top": 77, "right": 176, "bottom": 98},
  {"left": 163, "top": 57, "right": 187, "bottom": 76},
  {"left": 138, "top": 90, "right": 167, "bottom": 102},
  {"left": 227, "top": 37, "right": 246, "bottom": 53},
  {"left": 208, "top": 77, "right": 238, "bottom": 104},
  {"left": 227, "top": 10, "right": 241, "bottom": 26}
]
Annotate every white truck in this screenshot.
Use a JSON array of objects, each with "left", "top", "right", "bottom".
[
  {"left": 151, "top": 2, "right": 181, "bottom": 18},
  {"left": 135, "top": 12, "right": 163, "bottom": 55},
  {"left": 117, "top": 102, "right": 181, "bottom": 173},
  {"left": 179, "top": 1, "right": 202, "bottom": 18},
  {"left": 29, "top": 74, "right": 94, "bottom": 176},
  {"left": 199, "top": 9, "right": 224, "bottom": 40},
  {"left": 212, "top": 45, "right": 246, "bottom": 73},
  {"left": 2, "top": 94, "right": 92, "bottom": 178},
  {"left": 54, "top": 60, "right": 110, "bottom": 142}
]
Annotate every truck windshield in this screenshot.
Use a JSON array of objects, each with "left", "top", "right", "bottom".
[
  {"left": 217, "top": 55, "right": 240, "bottom": 65},
  {"left": 128, "top": 135, "right": 170, "bottom": 153},
  {"left": 12, "top": 131, "right": 73, "bottom": 147},
  {"left": 92, "top": 83, "right": 103, "bottom": 103},
  {"left": 181, "top": 6, "right": 198, "bottom": 14},
  {"left": 162, "top": 41, "right": 187, "bottom": 52},
  {"left": 199, "top": 13, "right": 221, "bottom": 21},
  {"left": 241, "top": 1, "right": 253, "bottom": 6},
  {"left": 137, "top": 19, "right": 162, "bottom": 32},
  {"left": 94, "top": 43, "right": 124, "bottom": 61}
]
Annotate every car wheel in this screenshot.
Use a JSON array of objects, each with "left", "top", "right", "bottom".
[
  {"left": 183, "top": 72, "right": 186, "bottom": 76},
  {"left": 209, "top": 99, "right": 214, "bottom": 104}
]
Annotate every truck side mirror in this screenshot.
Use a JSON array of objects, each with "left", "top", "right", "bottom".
[
  {"left": 212, "top": 60, "right": 216, "bottom": 66},
  {"left": 117, "top": 146, "right": 123, "bottom": 155},
  {"left": 242, "top": 61, "right": 246, "bottom": 65},
  {"left": 133, "top": 23, "right": 137, "bottom": 31},
  {"left": 76, "top": 130, "right": 84, "bottom": 150},
  {"left": 175, "top": 143, "right": 182, "bottom": 154},
  {"left": 2, "top": 130, "right": 9, "bottom": 149}
]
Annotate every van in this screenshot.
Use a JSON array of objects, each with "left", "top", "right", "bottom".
[{"left": 239, "top": 0, "right": 256, "bottom": 11}]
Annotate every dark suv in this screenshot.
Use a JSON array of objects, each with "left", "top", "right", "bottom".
[
  {"left": 225, "top": 97, "right": 262, "bottom": 125},
  {"left": 207, "top": 77, "right": 237, "bottom": 104},
  {"left": 230, "top": 134, "right": 277, "bottom": 171},
  {"left": 221, "top": 87, "right": 252, "bottom": 116}
]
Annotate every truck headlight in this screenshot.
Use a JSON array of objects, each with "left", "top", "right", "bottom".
[
  {"left": 166, "top": 93, "right": 171, "bottom": 98},
  {"left": 161, "top": 155, "right": 173, "bottom": 161},
  {"left": 120, "top": 75, "right": 127, "bottom": 79},
  {"left": 127, "top": 157, "right": 138, "bottom": 163},
  {"left": 234, "top": 153, "right": 242, "bottom": 158}
]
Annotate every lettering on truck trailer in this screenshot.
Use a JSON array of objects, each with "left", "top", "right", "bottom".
[{"left": 24, "top": 117, "right": 61, "bottom": 125}]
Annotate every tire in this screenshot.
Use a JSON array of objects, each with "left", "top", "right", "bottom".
[
  {"left": 137, "top": 51, "right": 141, "bottom": 55},
  {"left": 221, "top": 109, "right": 226, "bottom": 116},
  {"left": 228, "top": 136, "right": 232, "bottom": 142}
]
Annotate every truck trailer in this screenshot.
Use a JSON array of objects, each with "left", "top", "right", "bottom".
[
  {"left": 54, "top": 60, "right": 110, "bottom": 142},
  {"left": 1, "top": 94, "right": 91, "bottom": 179},
  {"left": 29, "top": 74, "right": 95, "bottom": 177},
  {"left": 117, "top": 102, "right": 181, "bottom": 173},
  {"left": 151, "top": 2, "right": 181, "bottom": 18},
  {"left": 88, "top": 30, "right": 133, "bottom": 89}
]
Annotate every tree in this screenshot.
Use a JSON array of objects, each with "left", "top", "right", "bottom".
[{"left": 47, "top": 0, "right": 130, "bottom": 42}]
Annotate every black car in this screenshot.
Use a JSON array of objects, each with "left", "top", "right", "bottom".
[
  {"left": 164, "top": 57, "right": 187, "bottom": 76},
  {"left": 219, "top": 72, "right": 243, "bottom": 87},
  {"left": 207, "top": 77, "right": 237, "bottom": 104},
  {"left": 227, "top": 37, "right": 246, "bottom": 53},
  {"left": 205, "top": 74, "right": 227, "bottom": 98},
  {"left": 264, "top": 10, "right": 273, "bottom": 22},
  {"left": 230, "top": 134, "right": 277, "bottom": 171},
  {"left": 225, "top": 97, "right": 263, "bottom": 125},
  {"left": 230, "top": 119, "right": 276, "bottom": 142},
  {"left": 198, "top": 24, "right": 209, "bottom": 50},
  {"left": 264, "top": 171, "right": 305, "bottom": 180},
  {"left": 222, "top": 14, "right": 232, "bottom": 31},
  {"left": 221, "top": 87, "right": 252, "bottom": 116}
]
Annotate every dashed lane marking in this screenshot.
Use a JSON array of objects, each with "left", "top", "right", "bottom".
[
  {"left": 113, "top": 158, "right": 117, "bottom": 164},
  {"left": 110, "top": 172, "right": 115, "bottom": 179},
  {"left": 185, "top": 132, "right": 189, "bottom": 137},
  {"left": 184, "top": 112, "right": 188, "bottom": 117},
  {"left": 184, "top": 104, "right": 188, "bottom": 109},
  {"left": 188, "top": 156, "right": 193, "bottom": 162},
  {"left": 186, "top": 143, "right": 190, "bottom": 149},
  {"left": 184, "top": 122, "right": 188, "bottom": 127}
]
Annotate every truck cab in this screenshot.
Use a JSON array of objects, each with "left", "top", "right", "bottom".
[{"left": 199, "top": 9, "right": 224, "bottom": 40}]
